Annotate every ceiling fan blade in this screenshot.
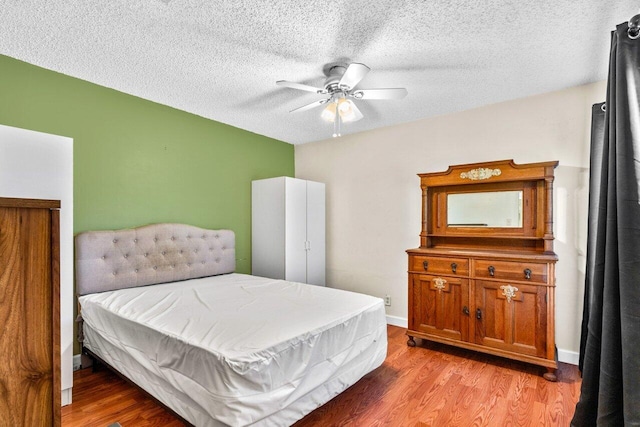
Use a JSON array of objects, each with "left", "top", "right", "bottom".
[
  {"left": 352, "top": 88, "right": 408, "bottom": 100},
  {"left": 339, "top": 63, "right": 370, "bottom": 89},
  {"left": 289, "top": 98, "right": 330, "bottom": 113},
  {"left": 276, "top": 80, "right": 326, "bottom": 94}
]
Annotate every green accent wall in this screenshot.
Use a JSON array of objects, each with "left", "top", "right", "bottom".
[
  {"left": 0, "top": 55, "right": 294, "bottom": 354},
  {"left": 0, "top": 54, "right": 294, "bottom": 275}
]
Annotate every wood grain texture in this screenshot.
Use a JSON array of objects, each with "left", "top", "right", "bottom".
[
  {"left": 0, "top": 197, "right": 60, "bottom": 209},
  {"left": 0, "top": 202, "right": 59, "bottom": 426},
  {"left": 61, "top": 326, "right": 581, "bottom": 426},
  {"left": 51, "top": 209, "right": 62, "bottom": 426},
  {"left": 410, "top": 160, "right": 558, "bottom": 377}
]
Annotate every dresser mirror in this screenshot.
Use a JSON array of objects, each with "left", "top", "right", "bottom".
[{"left": 447, "top": 190, "right": 523, "bottom": 228}]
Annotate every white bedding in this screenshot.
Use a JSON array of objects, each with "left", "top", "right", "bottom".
[{"left": 80, "top": 273, "right": 387, "bottom": 426}]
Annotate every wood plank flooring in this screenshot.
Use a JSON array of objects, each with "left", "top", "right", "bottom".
[{"left": 62, "top": 326, "right": 581, "bottom": 426}]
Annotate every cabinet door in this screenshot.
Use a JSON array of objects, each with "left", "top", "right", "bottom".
[
  {"left": 474, "top": 280, "right": 547, "bottom": 357},
  {"left": 0, "top": 206, "right": 54, "bottom": 425},
  {"left": 409, "top": 274, "right": 469, "bottom": 342},
  {"left": 305, "top": 181, "right": 325, "bottom": 286},
  {"left": 284, "top": 178, "right": 307, "bottom": 283}
]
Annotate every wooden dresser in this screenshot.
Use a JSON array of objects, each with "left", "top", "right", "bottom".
[
  {"left": 406, "top": 160, "right": 558, "bottom": 381},
  {"left": 0, "top": 197, "right": 61, "bottom": 425}
]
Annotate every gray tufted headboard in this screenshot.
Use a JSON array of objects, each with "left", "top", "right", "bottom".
[{"left": 76, "top": 223, "right": 235, "bottom": 296}]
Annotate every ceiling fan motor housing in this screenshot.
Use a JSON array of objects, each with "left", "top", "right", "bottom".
[{"left": 324, "top": 65, "right": 348, "bottom": 92}]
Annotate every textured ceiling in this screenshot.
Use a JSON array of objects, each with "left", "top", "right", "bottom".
[{"left": 0, "top": 1, "right": 637, "bottom": 144}]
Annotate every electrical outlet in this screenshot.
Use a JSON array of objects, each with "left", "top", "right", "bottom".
[{"left": 384, "top": 295, "right": 391, "bottom": 306}]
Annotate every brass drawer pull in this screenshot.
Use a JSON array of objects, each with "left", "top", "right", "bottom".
[
  {"left": 488, "top": 265, "right": 495, "bottom": 276},
  {"left": 423, "top": 260, "right": 429, "bottom": 270},
  {"left": 451, "top": 262, "right": 457, "bottom": 273},
  {"left": 524, "top": 268, "right": 532, "bottom": 280},
  {"left": 500, "top": 284, "right": 519, "bottom": 303}
]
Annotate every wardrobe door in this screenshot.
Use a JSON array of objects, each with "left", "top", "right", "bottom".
[
  {"left": 305, "top": 180, "right": 325, "bottom": 286},
  {"left": 252, "top": 178, "right": 286, "bottom": 280},
  {"left": 284, "top": 178, "right": 307, "bottom": 283},
  {"left": 0, "top": 201, "right": 59, "bottom": 426}
]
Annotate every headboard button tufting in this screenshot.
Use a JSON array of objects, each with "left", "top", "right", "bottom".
[{"left": 75, "top": 225, "right": 236, "bottom": 296}]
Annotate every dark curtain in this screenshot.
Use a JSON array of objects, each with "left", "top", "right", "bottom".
[{"left": 572, "top": 23, "right": 640, "bottom": 426}]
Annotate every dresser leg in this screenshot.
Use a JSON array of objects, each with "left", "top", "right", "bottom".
[
  {"left": 407, "top": 336, "right": 416, "bottom": 347},
  {"left": 543, "top": 368, "right": 557, "bottom": 382}
]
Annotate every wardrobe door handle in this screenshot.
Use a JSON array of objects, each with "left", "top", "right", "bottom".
[
  {"left": 463, "top": 306, "right": 469, "bottom": 315},
  {"left": 423, "top": 260, "right": 429, "bottom": 271},
  {"left": 476, "top": 308, "right": 482, "bottom": 320},
  {"left": 451, "top": 262, "right": 457, "bottom": 274},
  {"left": 524, "top": 268, "right": 532, "bottom": 280},
  {"left": 488, "top": 266, "right": 495, "bottom": 277}
]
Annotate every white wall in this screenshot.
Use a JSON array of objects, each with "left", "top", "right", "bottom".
[
  {"left": 295, "top": 81, "right": 607, "bottom": 363},
  {"left": 0, "top": 125, "right": 74, "bottom": 403}
]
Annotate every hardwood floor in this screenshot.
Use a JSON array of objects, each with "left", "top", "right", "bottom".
[{"left": 62, "top": 326, "right": 581, "bottom": 426}]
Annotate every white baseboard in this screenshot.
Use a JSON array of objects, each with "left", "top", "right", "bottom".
[
  {"left": 386, "top": 315, "right": 408, "bottom": 328},
  {"left": 385, "top": 315, "right": 580, "bottom": 366},
  {"left": 558, "top": 348, "right": 579, "bottom": 365},
  {"left": 61, "top": 387, "right": 72, "bottom": 406},
  {"left": 73, "top": 354, "right": 82, "bottom": 371}
]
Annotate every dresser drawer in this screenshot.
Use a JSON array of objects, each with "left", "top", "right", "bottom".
[
  {"left": 474, "top": 259, "right": 548, "bottom": 283},
  {"left": 409, "top": 255, "right": 469, "bottom": 276}
]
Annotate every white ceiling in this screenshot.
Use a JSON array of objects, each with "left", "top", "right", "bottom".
[{"left": 1, "top": 1, "right": 637, "bottom": 144}]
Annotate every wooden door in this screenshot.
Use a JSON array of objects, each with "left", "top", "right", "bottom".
[
  {"left": 0, "top": 199, "right": 60, "bottom": 426},
  {"left": 473, "top": 280, "right": 547, "bottom": 357},
  {"left": 409, "top": 274, "right": 469, "bottom": 342}
]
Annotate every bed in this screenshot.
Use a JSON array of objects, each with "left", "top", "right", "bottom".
[{"left": 76, "top": 223, "right": 387, "bottom": 426}]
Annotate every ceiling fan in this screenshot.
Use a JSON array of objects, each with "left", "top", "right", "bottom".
[{"left": 276, "top": 63, "right": 408, "bottom": 137}]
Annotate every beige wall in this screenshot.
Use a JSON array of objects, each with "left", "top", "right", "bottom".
[{"left": 295, "top": 81, "right": 607, "bottom": 361}]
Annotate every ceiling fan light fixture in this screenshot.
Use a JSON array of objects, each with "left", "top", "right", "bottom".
[
  {"left": 278, "top": 62, "right": 406, "bottom": 136},
  {"left": 321, "top": 101, "right": 337, "bottom": 122},
  {"left": 337, "top": 98, "right": 356, "bottom": 122}
]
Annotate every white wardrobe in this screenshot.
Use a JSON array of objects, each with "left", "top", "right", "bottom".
[{"left": 252, "top": 177, "right": 325, "bottom": 286}]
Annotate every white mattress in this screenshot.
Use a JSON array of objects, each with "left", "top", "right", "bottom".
[{"left": 79, "top": 273, "right": 387, "bottom": 426}]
